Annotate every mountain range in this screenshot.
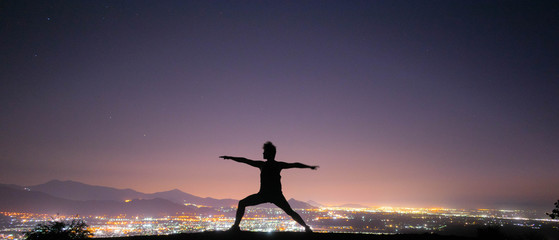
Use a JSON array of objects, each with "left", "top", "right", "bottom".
[
  {"left": 26, "top": 180, "right": 239, "bottom": 207},
  {"left": 0, "top": 180, "right": 317, "bottom": 216}
]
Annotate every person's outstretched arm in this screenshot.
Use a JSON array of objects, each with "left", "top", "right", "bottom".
[
  {"left": 281, "top": 162, "right": 319, "bottom": 170},
  {"left": 220, "top": 156, "right": 263, "bottom": 168}
]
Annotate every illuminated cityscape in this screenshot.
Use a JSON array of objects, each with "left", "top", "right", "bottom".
[{"left": 1, "top": 206, "right": 558, "bottom": 240}]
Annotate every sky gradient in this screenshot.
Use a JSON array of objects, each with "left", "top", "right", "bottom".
[{"left": 1, "top": 1, "right": 558, "bottom": 210}]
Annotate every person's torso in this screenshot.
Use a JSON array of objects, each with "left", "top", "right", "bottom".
[{"left": 259, "top": 161, "right": 282, "bottom": 193}]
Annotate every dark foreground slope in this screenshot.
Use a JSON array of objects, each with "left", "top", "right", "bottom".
[{"left": 96, "top": 231, "right": 474, "bottom": 240}]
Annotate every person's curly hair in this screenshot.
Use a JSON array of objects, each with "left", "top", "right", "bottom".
[{"left": 263, "top": 141, "right": 276, "bottom": 159}]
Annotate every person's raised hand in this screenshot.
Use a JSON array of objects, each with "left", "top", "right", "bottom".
[
  {"left": 310, "top": 165, "right": 320, "bottom": 170},
  {"left": 219, "top": 156, "right": 231, "bottom": 160}
]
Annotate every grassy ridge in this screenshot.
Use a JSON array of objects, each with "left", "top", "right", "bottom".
[{"left": 94, "top": 231, "right": 475, "bottom": 240}]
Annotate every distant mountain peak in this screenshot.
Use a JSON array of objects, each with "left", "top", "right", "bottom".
[
  {"left": 306, "top": 200, "right": 324, "bottom": 207},
  {"left": 42, "top": 179, "right": 96, "bottom": 187},
  {"left": 339, "top": 203, "right": 370, "bottom": 208},
  {"left": 47, "top": 179, "right": 79, "bottom": 183},
  {"left": 45, "top": 179, "right": 65, "bottom": 184}
]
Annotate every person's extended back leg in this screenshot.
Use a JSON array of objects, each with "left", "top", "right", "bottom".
[
  {"left": 274, "top": 195, "right": 312, "bottom": 232},
  {"left": 231, "top": 193, "right": 265, "bottom": 230}
]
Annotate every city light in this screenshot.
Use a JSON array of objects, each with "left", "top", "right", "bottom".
[{"left": 1, "top": 206, "right": 558, "bottom": 239}]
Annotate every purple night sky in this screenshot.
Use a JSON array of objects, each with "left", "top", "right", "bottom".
[{"left": 1, "top": 1, "right": 558, "bottom": 209}]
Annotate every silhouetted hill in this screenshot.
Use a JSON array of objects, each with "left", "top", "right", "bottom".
[
  {"left": 0, "top": 183, "right": 23, "bottom": 190},
  {"left": 26, "top": 180, "right": 239, "bottom": 208},
  {"left": 148, "top": 189, "right": 198, "bottom": 203},
  {"left": 2, "top": 180, "right": 319, "bottom": 215},
  {"left": 289, "top": 199, "right": 317, "bottom": 209},
  {"left": 28, "top": 180, "right": 145, "bottom": 202},
  {"left": 94, "top": 231, "right": 475, "bottom": 240},
  {"left": 307, "top": 200, "right": 324, "bottom": 207},
  {"left": 21, "top": 180, "right": 315, "bottom": 209},
  {"left": 338, "top": 203, "right": 370, "bottom": 208},
  {"left": 0, "top": 184, "right": 80, "bottom": 214},
  {"left": 120, "top": 198, "right": 202, "bottom": 216},
  {"left": 0, "top": 185, "right": 203, "bottom": 216},
  {"left": 148, "top": 189, "right": 238, "bottom": 207}
]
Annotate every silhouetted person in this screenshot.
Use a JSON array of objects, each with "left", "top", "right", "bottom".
[{"left": 220, "top": 141, "right": 318, "bottom": 232}]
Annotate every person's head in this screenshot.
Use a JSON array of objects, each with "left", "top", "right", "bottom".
[{"left": 262, "top": 141, "right": 276, "bottom": 160}]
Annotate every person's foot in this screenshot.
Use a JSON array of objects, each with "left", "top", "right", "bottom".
[
  {"left": 228, "top": 225, "right": 241, "bottom": 232},
  {"left": 305, "top": 226, "right": 313, "bottom": 233}
]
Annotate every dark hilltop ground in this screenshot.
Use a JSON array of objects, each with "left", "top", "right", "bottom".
[{"left": 94, "top": 231, "right": 485, "bottom": 240}]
